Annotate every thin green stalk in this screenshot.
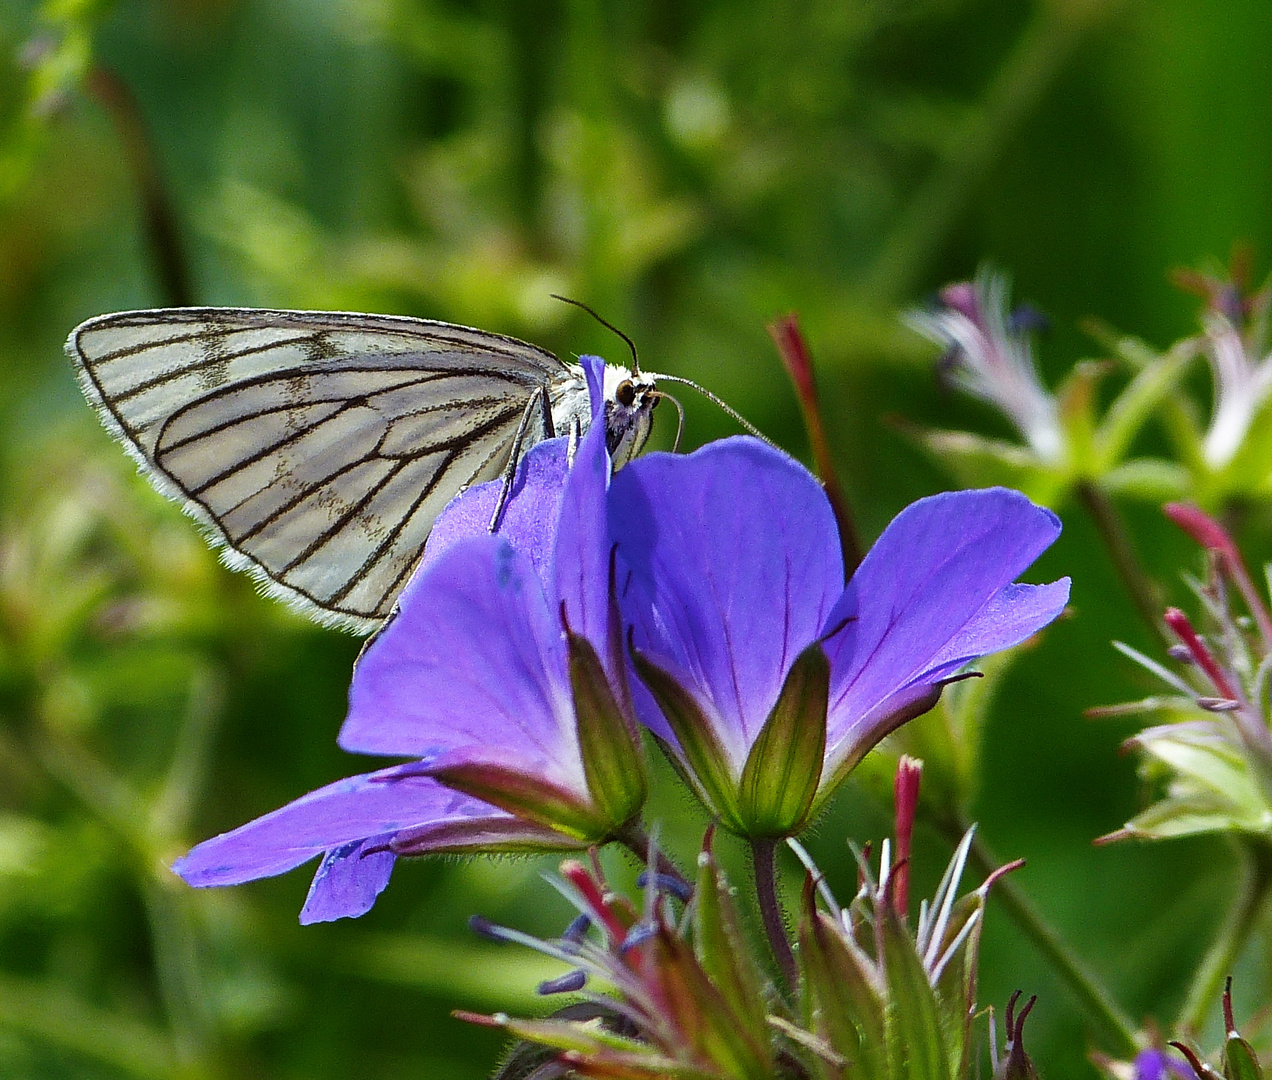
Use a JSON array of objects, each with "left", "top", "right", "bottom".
[
  {"left": 1076, "top": 480, "right": 1170, "bottom": 652},
  {"left": 861, "top": 1, "right": 1124, "bottom": 305},
  {"left": 86, "top": 65, "right": 195, "bottom": 307},
  {"left": 1177, "top": 842, "right": 1272, "bottom": 1036},
  {"left": 750, "top": 836, "right": 798, "bottom": 992},
  {"left": 0, "top": 970, "right": 200, "bottom": 1080},
  {"left": 956, "top": 821, "right": 1139, "bottom": 1056}
]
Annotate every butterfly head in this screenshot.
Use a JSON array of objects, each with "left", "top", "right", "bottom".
[{"left": 604, "top": 364, "right": 660, "bottom": 468}]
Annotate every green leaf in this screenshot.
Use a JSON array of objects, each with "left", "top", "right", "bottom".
[
  {"left": 646, "top": 928, "right": 776, "bottom": 1080},
  {"left": 737, "top": 643, "right": 828, "bottom": 836}
]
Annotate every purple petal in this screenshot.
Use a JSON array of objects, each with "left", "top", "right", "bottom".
[
  {"left": 552, "top": 369, "right": 613, "bottom": 668},
  {"left": 422, "top": 438, "right": 570, "bottom": 584},
  {"left": 822, "top": 488, "right": 1064, "bottom": 763},
  {"left": 417, "top": 355, "right": 606, "bottom": 582},
  {"left": 340, "top": 536, "right": 584, "bottom": 790},
  {"left": 172, "top": 766, "right": 510, "bottom": 887},
  {"left": 611, "top": 437, "right": 842, "bottom": 767},
  {"left": 579, "top": 354, "right": 606, "bottom": 418},
  {"left": 299, "top": 836, "right": 396, "bottom": 924}
]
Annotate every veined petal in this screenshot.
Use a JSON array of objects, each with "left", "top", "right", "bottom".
[
  {"left": 421, "top": 354, "right": 607, "bottom": 580},
  {"left": 341, "top": 536, "right": 583, "bottom": 791},
  {"left": 172, "top": 766, "right": 509, "bottom": 887},
  {"left": 422, "top": 438, "right": 570, "bottom": 583},
  {"left": 611, "top": 437, "right": 842, "bottom": 768},
  {"left": 823, "top": 488, "right": 1063, "bottom": 763},
  {"left": 299, "top": 836, "right": 396, "bottom": 924}
]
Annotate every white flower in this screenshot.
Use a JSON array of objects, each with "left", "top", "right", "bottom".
[
  {"left": 1200, "top": 310, "right": 1272, "bottom": 468},
  {"left": 906, "top": 267, "right": 1064, "bottom": 464}
]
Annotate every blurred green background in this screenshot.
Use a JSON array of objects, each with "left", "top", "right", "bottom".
[{"left": 1, "top": 0, "right": 1271, "bottom": 1076}]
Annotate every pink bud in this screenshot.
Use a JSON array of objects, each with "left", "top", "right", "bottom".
[{"left": 893, "top": 756, "right": 923, "bottom": 917}]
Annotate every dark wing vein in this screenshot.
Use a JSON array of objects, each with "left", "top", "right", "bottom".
[{"left": 66, "top": 307, "right": 577, "bottom": 630}]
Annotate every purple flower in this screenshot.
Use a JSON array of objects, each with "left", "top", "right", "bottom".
[
  {"left": 610, "top": 438, "right": 1069, "bottom": 835},
  {"left": 174, "top": 358, "right": 645, "bottom": 922}
]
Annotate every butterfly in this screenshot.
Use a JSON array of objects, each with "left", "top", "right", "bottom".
[{"left": 65, "top": 306, "right": 673, "bottom": 634}]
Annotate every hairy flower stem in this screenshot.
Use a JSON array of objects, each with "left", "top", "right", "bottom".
[
  {"left": 1177, "top": 841, "right": 1272, "bottom": 1036},
  {"left": 616, "top": 823, "right": 692, "bottom": 897},
  {"left": 750, "top": 837, "right": 798, "bottom": 992},
  {"left": 952, "top": 820, "right": 1139, "bottom": 1056},
  {"left": 1076, "top": 480, "right": 1170, "bottom": 652}
]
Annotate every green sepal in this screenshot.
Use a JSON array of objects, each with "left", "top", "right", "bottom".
[
  {"left": 1225, "top": 1033, "right": 1265, "bottom": 1080},
  {"left": 797, "top": 877, "right": 887, "bottom": 1079},
  {"left": 481, "top": 1013, "right": 719, "bottom": 1079},
  {"left": 929, "top": 892, "right": 985, "bottom": 1079},
  {"left": 1117, "top": 722, "right": 1272, "bottom": 840},
  {"left": 1056, "top": 360, "right": 1105, "bottom": 475},
  {"left": 1093, "top": 342, "right": 1194, "bottom": 472},
  {"left": 628, "top": 643, "right": 740, "bottom": 826},
  {"left": 1101, "top": 458, "right": 1191, "bottom": 501},
  {"left": 426, "top": 761, "right": 609, "bottom": 841},
  {"left": 880, "top": 903, "right": 951, "bottom": 1080},
  {"left": 645, "top": 927, "right": 777, "bottom": 1080},
  {"left": 567, "top": 629, "right": 646, "bottom": 828},
  {"left": 693, "top": 831, "right": 769, "bottom": 1038},
  {"left": 737, "top": 643, "right": 829, "bottom": 836},
  {"left": 893, "top": 423, "right": 1066, "bottom": 507}
]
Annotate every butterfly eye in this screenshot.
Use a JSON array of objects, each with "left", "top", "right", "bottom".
[{"left": 615, "top": 379, "right": 637, "bottom": 407}]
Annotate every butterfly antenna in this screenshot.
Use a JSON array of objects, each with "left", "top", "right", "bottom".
[
  {"left": 551, "top": 294, "right": 641, "bottom": 376},
  {"left": 653, "top": 374, "right": 777, "bottom": 449},
  {"left": 650, "top": 390, "right": 686, "bottom": 453}
]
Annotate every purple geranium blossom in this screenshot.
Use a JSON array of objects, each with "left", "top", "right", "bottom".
[
  {"left": 174, "top": 357, "right": 644, "bottom": 922},
  {"left": 610, "top": 437, "right": 1069, "bottom": 835}
]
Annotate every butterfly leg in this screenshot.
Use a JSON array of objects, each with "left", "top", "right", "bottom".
[{"left": 488, "top": 386, "right": 545, "bottom": 533}]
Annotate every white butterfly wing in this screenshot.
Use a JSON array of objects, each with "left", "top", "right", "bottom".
[{"left": 67, "top": 308, "right": 575, "bottom": 631}]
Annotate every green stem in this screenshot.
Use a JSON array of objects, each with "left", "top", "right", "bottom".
[
  {"left": 956, "top": 821, "right": 1139, "bottom": 1056},
  {"left": 861, "top": 1, "right": 1123, "bottom": 305},
  {"left": 1076, "top": 480, "right": 1170, "bottom": 652},
  {"left": 750, "top": 836, "right": 798, "bottom": 992},
  {"left": 1177, "top": 842, "right": 1272, "bottom": 1037},
  {"left": 86, "top": 65, "right": 195, "bottom": 307}
]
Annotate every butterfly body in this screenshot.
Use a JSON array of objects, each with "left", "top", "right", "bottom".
[{"left": 67, "top": 307, "right": 659, "bottom": 632}]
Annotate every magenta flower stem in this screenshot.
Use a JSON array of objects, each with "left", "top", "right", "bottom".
[
  {"left": 767, "top": 314, "right": 863, "bottom": 575},
  {"left": 750, "top": 836, "right": 798, "bottom": 992},
  {"left": 1076, "top": 480, "right": 1170, "bottom": 652},
  {"left": 1177, "top": 841, "right": 1272, "bottom": 1037}
]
